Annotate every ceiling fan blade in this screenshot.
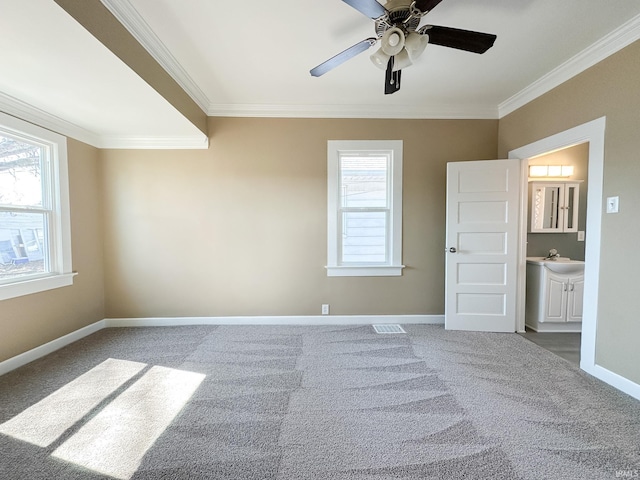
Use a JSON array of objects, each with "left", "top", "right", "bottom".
[
  {"left": 310, "top": 38, "right": 377, "bottom": 77},
  {"left": 423, "top": 25, "right": 497, "bottom": 54},
  {"left": 342, "top": 0, "right": 387, "bottom": 19},
  {"left": 413, "top": 0, "right": 445, "bottom": 14}
]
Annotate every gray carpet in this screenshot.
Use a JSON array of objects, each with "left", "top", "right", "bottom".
[{"left": 0, "top": 324, "right": 638, "bottom": 479}]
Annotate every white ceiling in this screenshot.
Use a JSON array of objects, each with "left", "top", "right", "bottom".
[
  {"left": 1, "top": 0, "right": 640, "bottom": 148},
  {"left": 0, "top": 0, "right": 207, "bottom": 148}
]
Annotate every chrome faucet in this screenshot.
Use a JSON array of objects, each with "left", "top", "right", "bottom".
[{"left": 546, "top": 248, "right": 560, "bottom": 260}]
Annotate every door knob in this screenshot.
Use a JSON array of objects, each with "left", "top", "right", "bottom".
[{"left": 448, "top": 247, "right": 457, "bottom": 253}]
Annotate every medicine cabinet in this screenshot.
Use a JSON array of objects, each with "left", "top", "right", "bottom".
[{"left": 530, "top": 181, "right": 581, "bottom": 233}]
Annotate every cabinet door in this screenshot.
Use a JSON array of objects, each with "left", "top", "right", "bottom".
[
  {"left": 530, "top": 183, "right": 564, "bottom": 233},
  {"left": 563, "top": 183, "right": 580, "bottom": 233},
  {"left": 544, "top": 273, "right": 568, "bottom": 322},
  {"left": 566, "top": 275, "right": 584, "bottom": 322}
]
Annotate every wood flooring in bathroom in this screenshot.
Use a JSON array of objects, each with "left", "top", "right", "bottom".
[{"left": 519, "top": 329, "right": 581, "bottom": 366}]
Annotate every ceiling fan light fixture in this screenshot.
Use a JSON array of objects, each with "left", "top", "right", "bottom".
[
  {"left": 312, "top": 0, "right": 497, "bottom": 95},
  {"left": 370, "top": 48, "right": 391, "bottom": 70},
  {"left": 392, "top": 48, "right": 412, "bottom": 71},
  {"left": 381, "top": 27, "right": 405, "bottom": 56},
  {"left": 405, "top": 32, "right": 429, "bottom": 60}
]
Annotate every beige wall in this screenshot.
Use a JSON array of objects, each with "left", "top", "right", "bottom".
[
  {"left": 0, "top": 139, "right": 105, "bottom": 363},
  {"left": 499, "top": 40, "right": 640, "bottom": 384},
  {"left": 101, "top": 118, "right": 498, "bottom": 318}
]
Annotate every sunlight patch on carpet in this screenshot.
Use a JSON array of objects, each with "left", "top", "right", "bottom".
[
  {"left": 0, "top": 358, "right": 146, "bottom": 447},
  {"left": 52, "top": 365, "right": 205, "bottom": 480}
]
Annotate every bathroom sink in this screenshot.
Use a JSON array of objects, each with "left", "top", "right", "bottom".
[{"left": 526, "top": 257, "right": 585, "bottom": 274}]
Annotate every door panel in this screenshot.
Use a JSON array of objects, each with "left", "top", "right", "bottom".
[
  {"left": 457, "top": 293, "right": 506, "bottom": 315},
  {"left": 445, "top": 159, "right": 520, "bottom": 332},
  {"left": 458, "top": 232, "right": 506, "bottom": 254},
  {"left": 458, "top": 201, "right": 508, "bottom": 223},
  {"left": 457, "top": 263, "right": 506, "bottom": 285}
]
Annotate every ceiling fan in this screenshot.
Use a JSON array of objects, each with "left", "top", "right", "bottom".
[{"left": 310, "top": 0, "right": 497, "bottom": 94}]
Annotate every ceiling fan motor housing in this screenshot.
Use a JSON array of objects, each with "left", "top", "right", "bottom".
[{"left": 375, "top": 0, "right": 421, "bottom": 38}]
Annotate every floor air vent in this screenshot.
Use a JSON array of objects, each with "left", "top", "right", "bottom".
[{"left": 372, "top": 324, "right": 406, "bottom": 334}]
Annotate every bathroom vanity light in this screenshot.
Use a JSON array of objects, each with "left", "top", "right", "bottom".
[{"left": 529, "top": 165, "right": 574, "bottom": 177}]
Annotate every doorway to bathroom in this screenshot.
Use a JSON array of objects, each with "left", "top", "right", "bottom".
[
  {"left": 519, "top": 143, "right": 589, "bottom": 365},
  {"left": 509, "top": 117, "right": 606, "bottom": 375},
  {"left": 525, "top": 143, "right": 589, "bottom": 265}
]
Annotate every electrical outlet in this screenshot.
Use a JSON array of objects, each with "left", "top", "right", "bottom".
[
  {"left": 321, "top": 304, "right": 329, "bottom": 315},
  {"left": 577, "top": 231, "right": 585, "bottom": 241}
]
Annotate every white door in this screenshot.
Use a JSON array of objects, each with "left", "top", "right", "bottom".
[{"left": 445, "top": 159, "right": 521, "bottom": 332}]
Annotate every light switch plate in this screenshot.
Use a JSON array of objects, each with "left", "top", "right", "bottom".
[{"left": 606, "top": 196, "right": 619, "bottom": 213}]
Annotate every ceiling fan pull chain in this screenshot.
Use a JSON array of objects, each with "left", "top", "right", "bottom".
[{"left": 384, "top": 57, "right": 401, "bottom": 94}]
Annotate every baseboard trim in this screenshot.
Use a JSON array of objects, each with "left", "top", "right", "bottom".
[
  {"left": 0, "top": 315, "right": 442, "bottom": 376},
  {"left": 582, "top": 362, "right": 640, "bottom": 402},
  {"left": 0, "top": 320, "right": 106, "bottom": 377},
  {"left": 4, "top": 315, "right": 637, "bottom": 403},
  {"left": 104, "top": 314, "right": 445, "bottom": 328}
]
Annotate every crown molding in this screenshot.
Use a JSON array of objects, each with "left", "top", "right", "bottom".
[
  {"left": 98, "top": 134, "right": 209, "bottom": 149},
  {"left": 499, "top": 13, "right": 640, "bottom": 118},
  {"left": 208, "top": 103, "right": 499, "bottom": 120},
  {"left": 0, "top": 91, "right": 208, "bottom": 150},
  {"left": 100, "top": 0, "right": 210, "bottom": 113},
  {"left": 0, "top": 91, "right": 101, "bottom": 147}
]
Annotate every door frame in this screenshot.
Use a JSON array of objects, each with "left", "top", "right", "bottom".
[{"left": 508, "top": 117, "right": 606, "bottom": 375}]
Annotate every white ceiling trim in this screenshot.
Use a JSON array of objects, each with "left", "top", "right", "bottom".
[
  {"left": 0, "top": 92, "right": 208, "bottom": 150},
  {"left": 499, "top": 12, "right": 640, "bottom": 118},
  {"left": 100, "top": 0, "right": 210, "bottom": 113},
  {"left": 207, "top": 103, "right": 499, "bottom": 120},
  {"left": 0, "top": 91, "right": 101, "bottom": 147},
  {"left": 99, "top": 135, "right": 209, "bottom": 149}
]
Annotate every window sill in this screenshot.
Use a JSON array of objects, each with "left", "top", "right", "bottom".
[
  {"left": 0, "top": 273, "right": 77, "bottom": 301},
  {"left": 326, "top": 265, "right": 405, "bottom": 277}
]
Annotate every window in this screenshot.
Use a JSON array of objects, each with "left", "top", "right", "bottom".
[
  {"left": 327, "top": 140, "right": 403, "bottom": 276},
  {"left": 0, "top": 111, "right": 74, "bottom": 300}
]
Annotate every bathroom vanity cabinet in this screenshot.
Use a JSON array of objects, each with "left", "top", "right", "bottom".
[
  {"left": 530, "top": 181, "right": 581, "bottom": 233},
  {"left": 525, "top": 258, "right": 584, "bottom": 332}
]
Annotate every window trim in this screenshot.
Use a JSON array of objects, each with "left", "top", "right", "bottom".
[
  {"left": 0, "top": 111, "right": 75, "bottom": 301},
  {"left": 327, "top": 140, "right": 404, "bottom": 277}
]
